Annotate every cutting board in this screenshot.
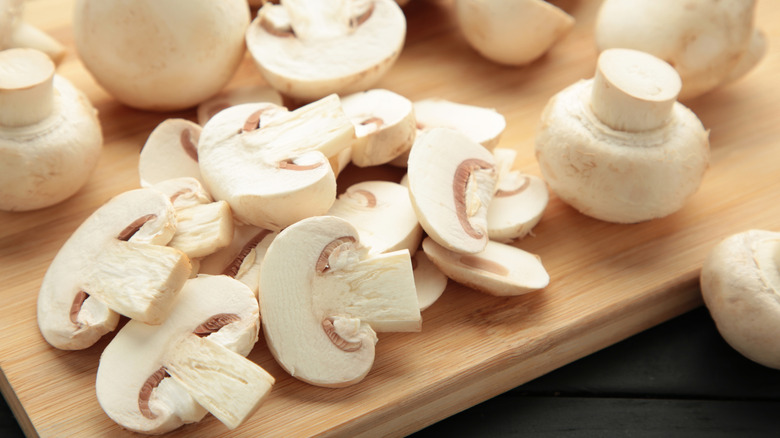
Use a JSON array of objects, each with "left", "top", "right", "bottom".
[{"left": 2, "top": 1, "right": 779, "bottom": 436}]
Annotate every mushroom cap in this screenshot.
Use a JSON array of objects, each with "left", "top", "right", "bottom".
[
  {"left": 595, "top": 0, "right": 759, "bottom": 100},
  {"left": 73, "top": 0, "right": 250, "bottom": 111},
  {"left": 413, "top": 98, "right": 506, "bottom": 151},
  {"left": 139, "top": 119, "right": 203, "bottom": 187},
  {"left": 245, "top": 0, "right": 406, "bottom": 102},
  {"left": 95, "top": 274, "right": 260, "bottom": 434},
  {"left": 197, "top": 84, "right": 284, "bottom": 126},
  {"left": 535, "top": 79, "right": 709, "bottom": 223},
  {"left": 412, "top": 250, "right": 448, "bottom": 311},
  {"left": 700, "top": 230, "right": 780, "bottom": 369}
]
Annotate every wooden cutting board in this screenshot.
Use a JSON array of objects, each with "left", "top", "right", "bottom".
[{"left": 2, "top": 0, "right": 779, "bottom": 436}]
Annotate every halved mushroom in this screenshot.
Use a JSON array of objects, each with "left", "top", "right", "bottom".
[
  {"left": 196, "top": 84, "right": 284, "bottom": 126},
  {"left": 700, "top": 230, "right": 780, "bottom": 370},
  {"left": 139, "top": 119, "right": 203, "bottom": 187},
  {"left": 407, "top": 127, "right": 498, "bottom": 254},
  {"left": 595, "top": 0, "right": 765, "bottom": 100},
  {"left": 328, "top": 180, "right": 422, "bottom": 255},
  {"left": 198, "top": 95, "right": 354, "bottom": 230},
  {"left": 0, "top": 48, "right": 102, "bottom": 212},
  {"left": 487, "top": 148, "right": 548, "bottom": 242},
  {"left": 259, "top": 215, "right": 420, "bottom": 387},
  {"left": 37, "top": 188, "right": 192, "bottom": 350},
  {"left": 245, "top": 0, "right": 406, "bottom": 102},
  {"left": 340, "top": 88, "right": 416, "bottom": 167},
  {"left": 412, "top": 251, "right": 448, "bottom": 311},
  {"left": 535, "top": 48, "right": 709, "bottom": 223},
  {"left": 96, "top": 274, "right": 273, "bottom": 434},
  {"left": 0, "top": 0, "right": 65, "bottom": 64},
  {"left": 454, "top": 0, "right": 574, "bottom": 66},
  {"left": 422, "top": 237, "right": 549, "bottom": 296}
]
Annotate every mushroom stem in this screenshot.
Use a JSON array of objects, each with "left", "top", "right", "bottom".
[
  {"left": 0, "top": 48, "right": 55, "bottom": 127},
  {"left": 10, "top": 22, "right": 66, "bottom": 65},
  {"left": 282, "top": 0, "right": 353, "bottom": 41},
  {"left": 590, "top": 48, "right": 681, "bottom": 132}
]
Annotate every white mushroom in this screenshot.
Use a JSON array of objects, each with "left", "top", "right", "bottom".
[
  {"left": 259, "top": 215, "right": 420, "bottom": 387},
  {"left": 700, "top": 230, "right": 780, "bottom": 370},
  {"left": 245, "top": 0, "right": 406, "bottom": 102},
  {"left": 0, "top": 48, "right": 102, "bottom": 212},
  {"left": 196, "top": 84, "right": 284, "bottom": 126},
  {"left": 422, "top": 237, "right": 549, "bottom": 296},
  {"left": 535, "top": 48, "right": 710, "bottom": 223},
  {"left": 454, "top": 0, "right": 574, "bottom": 66},
  {"left": 37, "top": 188, "right": 192, "bottom": 350},
  {"left": 96, "top": 275, "right": 273, "bottom": 434},
  {"left": 595, "top": 0, "right": 765, "bottom": 100},
  {"left": 328, "top": 180, "right": 422, "bottom": 255},
  {"left": 340, "top": 88, "right": 416, "bottom": 167},
  {"left": 412, "top": 251, "right": 448, "bottom": 311},
  {"left": 198, "top": 95, "right": 354, "bottom": 230},
  {"left": 73, "top": 0, "right": 250, "bottom": 111},
  {"left": 0, "top": 0, "right": 65, "bottom": 64},
  {"left": 407, "top": 127, "right": 498, "bottom": 254},
  {"left": 139, "top": 120, "right": 203, "bottom": 187}
]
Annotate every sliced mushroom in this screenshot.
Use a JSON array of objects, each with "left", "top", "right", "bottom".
[
  {"left": 37, "top": 189, "right": 192, "bottom": 350},
  {"left": 454, "top": 0, "right": 574, "bottom": 66},
  {"left": 412, "top": 250, "right": 448, "bottom": 311},
  {"left": 595, "top": 0, "right": 764, "bottom": 100},
  {"left": 245, "top": 0, "right": 406, "bottom": 102},
  {"left": 139, "top": 119, "right": 203, "bottom": 187},
  {"left": 407, "top": 127, "right": 498, "bottom": 254},
  {"left": 328, "top": 180, "right": 422, "bottom": 255},
  {"left": 535, "top": 48, "right": 709, "bottom": 223},
  {"left": 0, "top": 48, "right": 102, "bottom": 211},
  {"left": 198, "top": 95, "right": 354, "bottom": 230},
  {"left": 73, "top": 0, "right": 251, "bottom": 111},
  {"left": 96, "top": 275, "right": 272, "bottom": 434},
  {"left": 340, "top": 88, "right": 416, "bottom": 167},
  {"left": 0, "top": 0, "right": 65, "bottom": 64},
  {"left": 197, "top": 84, "right": 284, "bottom": 126},
  {"left": 700, "top": 230, "right": 780, "bottom": 370},
  {"left": 422, "top": 237, "right": 549, "bottom": 296},
  {"left": 259, "top": 215, "right": 420, "bottom": 387}
]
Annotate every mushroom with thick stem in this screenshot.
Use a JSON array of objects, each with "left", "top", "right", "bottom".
[
  {"left": 37, "top": 188, "right": 192, "bottom": 350},
  {"left": 454, "top": 0, "right": 574, "bottom": 66},
  {"left": 535, "top": 48, "right": 710, "bottom": 223},
  {"left": 407, "top": 127, "right": 498, "bottom": 254},
  {"left": 0, "top": 0, "right": 65, "bottom": 64},
  {"left": 259, "top": 215, "right": 421, "bottom": 387},
  {"left": 595, "top": 0, "right": 765, "bottom": 100},
  {"left": 198, "top": 95, "right": 354, "bottom": 231},
  {"left": 0, "top": 48, "right": 102, "bottom": 212},
  {"left": 73, "top": 0, "right": 250, "bottom": 111},
  {"left": 96, "top": 274, "right": 273, "bottom": 434},
  {"left": 700, "top": 230, "right": 780, "bottom": 370},
  {"left": 245, "top": 0, "right": 406, "bottom": 102}
]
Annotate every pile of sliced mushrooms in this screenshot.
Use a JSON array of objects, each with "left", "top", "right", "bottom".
[{"left": 2, "top": 0, "right": 771, "bottom": 433}]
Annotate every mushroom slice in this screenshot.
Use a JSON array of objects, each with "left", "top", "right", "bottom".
[
  {"left": 197, "top": 84, "right": 284, "bottom": 126},
  {"left": 340, "top": 89, "right": 416, "bottom": 167},
  {"left": 37, "top": 188, "right": 191, "bottom": 350},
  {"left": 245, "top": 0, "right": 406, "bottom": 102},
  {"left": 0, "top": 0, "right": 65, "bottom": 64},
  {"left": 412, "top": 251, "right": 448, "bottom": 311},
  {"left": 487, "top": 148, "right": 548, "bottom": 242},
  {"left": 198, "top": 95, "right": 354, "bottom": 230},
  {"left": 700, "top": 230, "right": 780, "bottom": 370},
  {"left": 422, "top": 237, "right": 549, "bottom": 296},
  {"left": 199, "top": 224, "right": 278, "bottom": 299},
  {"left": 454, "top": 0, "right": 574, "bottom": 66},
  {"left": 96, "top": 275, "right": 272, "bottom": 434},
  {"left": 139, "top": 119, "right": 203, "bottom": 187},
  {"left": 407, "top": 127, "right": 498, "bottom": 254},
  {"left": 328, "top": 180, "right": 422, "bottom": 255},
  {"left": 259, "top": 215, "right": 420, "bottom": 387}
]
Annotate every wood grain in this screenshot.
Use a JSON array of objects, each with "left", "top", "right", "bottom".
[{"left": 2, "top": 0, "right": 779, "bottom": 437}]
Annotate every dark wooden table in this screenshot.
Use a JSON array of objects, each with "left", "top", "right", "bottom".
[{"left": 4, "top": 304, "right": 779, "bottom": 437}]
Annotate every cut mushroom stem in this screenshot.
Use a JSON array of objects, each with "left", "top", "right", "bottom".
[
  {"left": 9, "top": 21, "right": 66, "bottom": 64},
  {"left": 0, "top": 48, "right": 55, "bottom": 127}
]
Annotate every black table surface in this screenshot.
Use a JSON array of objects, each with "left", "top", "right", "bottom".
[{"left": 3, "top": 305, "right": 779, "bottom": 437}]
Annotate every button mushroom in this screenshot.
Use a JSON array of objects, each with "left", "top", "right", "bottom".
[
  {"left": 196, "top": 84, "right": 284, "bottom": 126},
  {"left": 0, "top": 0, "right": 65, "bottom": 64},
  {"left": 0, "top": 48, "right": 102, "bottom": 211},
  {"left": 595, "top": 0, "right": 766, "bottom": 100},
  {"left": 535, "top": 48, "right": 710, "bottom": 223},
  {"left": 96, "top": 274, "right": 273, "bottom": 434},
  {"left": 700, "top": 230, "right": 780, "bottom": 370},
  {"left": 73, "top": 0, "right": 251, "bottom": 111},
  {"left": 245, "top": 0, "right": 407, "bottom": 102},
  {"left": 412, "top": 251, "right": 448, "bottom": 311},
  {"left": 37, "top": 188, "right": 191, "bottom": 350},
  {"left": 259, "top": 215, "right": 420, "bottom": 387},
  {"left": 139, "top": 120, "right": 204, "bottom": 188}
]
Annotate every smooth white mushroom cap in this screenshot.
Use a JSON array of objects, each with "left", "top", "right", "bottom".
[
  {"left": 73, "top": 0, "right": 250, "bottom": 111},
  {"left": 413, "top": 98, "right": 506, "bottom": 150},
  {"left": 701, "top": 230, "right": 780, "bottom": 370},
  {"left": 245, "top": 0, "right": 406, "bottom": 101},
  {"left": 139, "top": 119, "right": 203, "bottom": 187},
  {"left": 412, "top": 251, "right": 448, "bottom": 311}
]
